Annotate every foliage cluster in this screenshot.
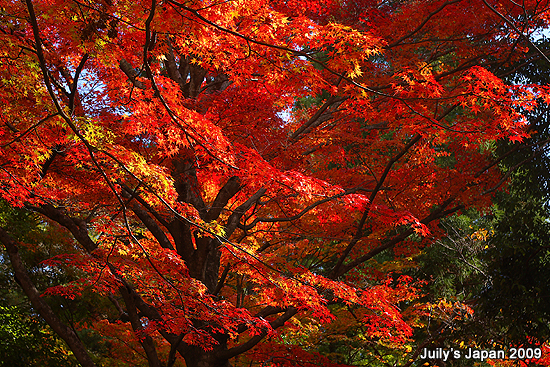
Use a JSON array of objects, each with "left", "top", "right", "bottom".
[{"left": 1, "top": 0, "right": 550, "bottom": 366}]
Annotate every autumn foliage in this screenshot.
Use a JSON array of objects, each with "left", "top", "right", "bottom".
[{"left": 1, "top": 0, "right": 549, "bottom": 365}]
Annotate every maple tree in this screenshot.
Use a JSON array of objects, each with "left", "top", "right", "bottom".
[{"left": 1, "top": 0, "right": 550, "bottom": 366}]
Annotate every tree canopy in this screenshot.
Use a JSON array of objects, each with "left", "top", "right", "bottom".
[{"left": 1, "top": 0, "right": 550, "bottom": 366}]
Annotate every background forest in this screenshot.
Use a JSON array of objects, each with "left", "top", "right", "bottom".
[{"left": 1, "top": 0, "right": 550, "bottom": 366}]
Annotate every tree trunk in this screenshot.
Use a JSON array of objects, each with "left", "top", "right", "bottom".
[
  {"left": 184, "top": 350, "right": 231, "bottom": 367},
  {"left": 184, "top": 336, "right": 232, "bottom": 367}
]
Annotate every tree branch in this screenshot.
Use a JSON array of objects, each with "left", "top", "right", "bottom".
[
  {"left": 164, "top": 36, "right": 186, "bottom": 91},
  {"left": 0, "top": 228, "right": 98, "bottom": 367},
  {"left": 241, "top": 187, "right": 362, "bottom": 230},
  {"left": 205, "top": 176, "right": 241, "bottom": 222},
  {"left": 329, "top": 134, "right": 422, "bottom": 278},
  {"left": 289, "top": 96, "right": 346, "bottom": 142},
  {"left": 220, "top": 306, "right": 297, "bottom": 360},
  {"left": 121, "top": 187, "right": 175, "bottom": 250},
  {"left": 334, "top": 199, "right": 462, "bottom": 278},
  {"left": 480, "top": 0, "right": 550, "bottom": 65},
  {"left": 68, "top": 53, "right": 89, "bottom": 113},
  {"left": 225, "top": 188, "right": 267, "bottom": 236},
  {"left": 387, "top": 0, "right": 464, "bottom": 48},
  {"left": 119, "top": 59, "right": 146, "bottom": 89},
  {"left": 29, "top": 204, "right": 98, "bottom": 252},
  {"left": 120, "top": 285, "right": 162, "bottom": 367}
]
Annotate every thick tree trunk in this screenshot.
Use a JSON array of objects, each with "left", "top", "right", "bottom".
[
  {"left": 184, "top": 349, "right": 232, "bottom": 367},
  {"left": 183, "top": 334, "right": 232, "bottom": 367}
]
